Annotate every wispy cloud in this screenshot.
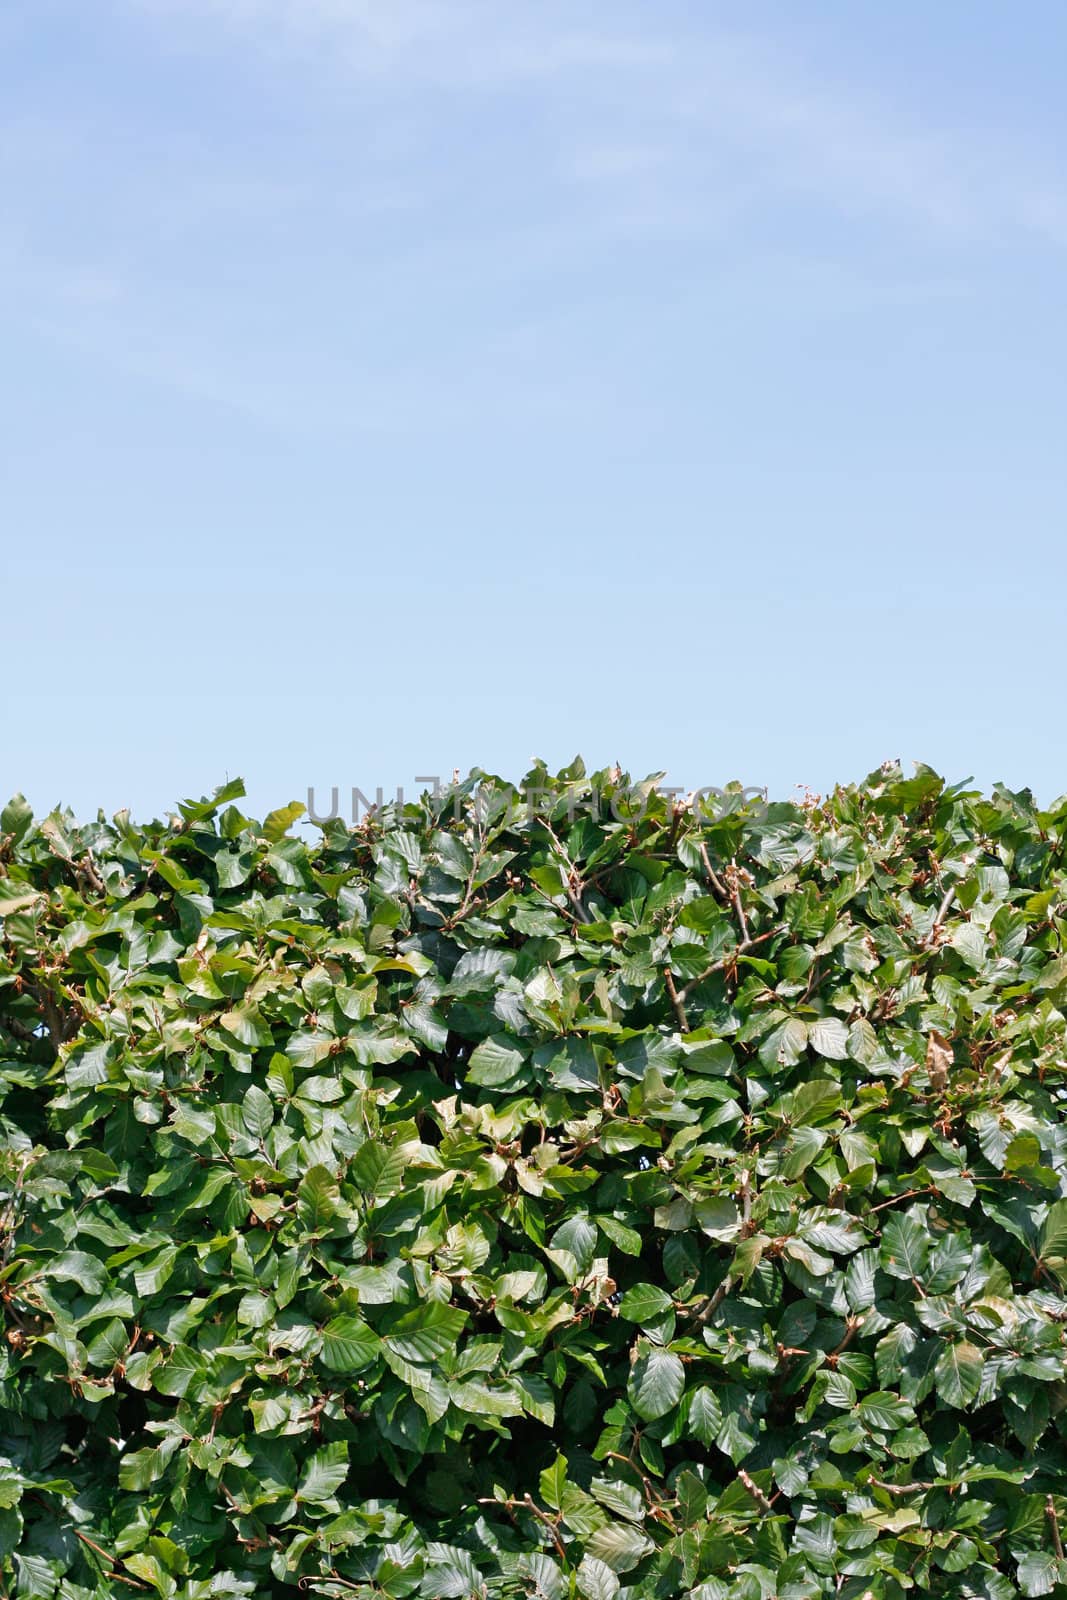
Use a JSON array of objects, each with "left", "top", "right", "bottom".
[
  {"left": 5, "top": 0, "right": 1063, "bottom": 437},
  {"left": 126, "top": 0, "right": 1066, "bottom": 246}
]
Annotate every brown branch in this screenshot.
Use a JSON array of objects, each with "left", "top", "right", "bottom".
[
  {"left": 826, "top": 1314, "right": 864, "bottom": 1366},
  {"left": 867, "top": 1477, "right": 940, "bottom": 1496},
  {"left": 688, "top": 1171, "right": 752, "bottom": 1325},
  {"left": 865, "top": 1186, "right": 935, "bottom": 1215},
  {"left": 535, "top": 817, "right": 591, "bottom": 924},
  {"left": 677, "top": 925, "right": 783, "bottom": 1004},
  {"left": 77, "top": 852, "right": 106, "bottom": 896},
  {"left": 690, "top": 1272, "right": 734, "bottom": 1327},
  {"left": 698, "top": 842, "right": 729, "bottom": 903},
  {"left": 1048, "top": 1495, "right": 1065, "bottom": 1561},
  {"left": 444, "top": 837, "right": 487, "bottom": 929},
  {"left": 739, "top": 1170, "right": 753, "bottom": 1230},
  {"left": 600, "top": 1450, "right": 674, "bottom": 1524},
  {"left": 738, "top": 1468, "right": 774, "bottom": 1515},
  {"left": 727, "top": 862, "right": 751, "bottom": 945},
  {"left": 73, "top": 1531, "right": 148, "bottom": 1590},
  {"left": 476, "top": 1497, "right": 567, "bottom": 1564},
  {"left": 924, "top": 884, "right": 956, "bottom": 948},
  {"left": 663, "top": 969, "right": 689, "bottom": 1033},
  {"left": 27, "top": 983, "right": 83, "bottom": 1054}
]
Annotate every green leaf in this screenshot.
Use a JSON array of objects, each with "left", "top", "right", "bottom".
[
  {"left": 539, "top": 1454, "right": 568, "bottom": 1510},
  {"left": 687, "top": 1386, "right": 723, "bottom": 1446},
  {"left": 320, "top": 1316, "right": 380, "bottom": 1372},
  {"left": 219, "top": 1004, "right": 273, "bottom": 1048},
  {"left": 0, "top": 880, "right": 41, "bottom": 915},
  {"left": 618, "top": 1283, "right": 674, "bottom": 1325},
  {"left": 85, "top": 1318, "right": 127, "bottom": 1368},
  {"left": 781, "top": 1078, "right": 842, "bottom": 1126},
  {"left": 585, "top": 1522, "right": 654, "bottom": 1573},
  {"left": 576, "top": 1555, "right": 620, "bottom": 1600},
  {"left": 297, "top": 1441, "right": 349, "bottom": 1503},
  {"left": 1, "top": 793, "right": 33, "bottom": 843},
  {"left": 858, "top": 1392, "right": 915, "bottom": 1431},
  {"left": 382, "top": 1301, "right": 467, "bottom": 1364},
  {"left": 934, "top": 1341, "right": 984, "bottom": 1409},
  {"left": 1040, "top": 1198, "right": 1067, "bottom": 1283},
  {"left": 881, "top": 1212, "right": 931, "bottom": 1280},
  {"left": 628, "top": 1348, "right": 685, "bottom": 1420},
  {"left": 808, "top": 1016, "right": 849, "bottom": 1059},
  {"left": 263, "top": 800, "right": 305, "bottom": 841},
  {"left": 14, "top": 1551, "right": 61, "bottom": 1597},
  {"left": 45, "top": 1250, "right": 105, "bottom": 1294},
  {"left": 297, "top": 1165, "right": 340, "bottom": 1233},
  {"left": 597, "top": 1215, "right": 642, "bottom": 1254},
  {"left": 467, "top": 1034, "right": 528, "bottom": 1086},
  {"left": 518, "top": 1556, "right": 565, "bottom": 1600},
  {"left": 241, "top": 1083, "right": 273, "bottom": 1139},
  {"left": 1017, "top": 1551, "right": 1067, "bottom": 1597}
]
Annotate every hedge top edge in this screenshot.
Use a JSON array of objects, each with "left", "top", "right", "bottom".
[{"left": 2, "top": 759, "right": 1067, "bottom": 1600}]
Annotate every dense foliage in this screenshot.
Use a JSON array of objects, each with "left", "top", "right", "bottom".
[{"left": 3, "top": 762, "right": 1067, "bottom": 1599}]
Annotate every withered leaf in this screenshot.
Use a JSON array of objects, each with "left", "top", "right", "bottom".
[{"left": 926, "top": 1028, "right": 953, "bottom": 1093}]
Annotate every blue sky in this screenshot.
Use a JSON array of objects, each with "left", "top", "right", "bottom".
[{"left": 3, "top": 0, "right": 1066, "bottom": 823}]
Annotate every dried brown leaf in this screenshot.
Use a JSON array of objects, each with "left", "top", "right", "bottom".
[{"left": 926, "top": 1029, "right": 953, "bottom": 1093}]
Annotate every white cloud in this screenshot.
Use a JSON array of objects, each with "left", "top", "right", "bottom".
[
  {"left": 4, "top": 0, "right": 1062, "bottom": 436},
  {"left": 124, "top": 0, "right": 1065, "bottom": 248}
]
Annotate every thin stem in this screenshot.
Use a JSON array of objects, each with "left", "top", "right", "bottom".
[
  {"left": 677, "top": 925, "right": 782, "bottom": 1004},
  {"left": 688, "top": 1171, "right": 752, "bottom": 1325},
  {"left": 865, "top": 1186, "right": 934, "bottom": 1215},
  {"left": 738, "top": 1469, "right": 774, "bottom": 1515},
  {"left": 476, "top": 1497, "right": 568, "bottom": 1563},
  {"left": 73, "top": 1532, "right": 148, "bottom": 1590},
  {"left": 663, "top": 969, "right": 689, "bottom": 1033},
  {"left": 728, "top": 862, "right": 751, "bottom": 945},
  {"left": 867, "top": 1477, "right": 940, "bottom": 1496},
  {"left": 826, "top": 1314, "right": 864, "bottom": 1365},
  {"left": 698, "top": 842, "right": 729, "bottom": 902},
  {"left": 535, "top": 817, "right": 591, "bottom": 924},
  {"left": 925, "top": 883, "right": 956, "bottom": 948}
]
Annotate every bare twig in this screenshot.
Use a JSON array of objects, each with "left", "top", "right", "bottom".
[
  {"left": 867, "top": 1477, "right": 940, "bottom": 1496},
  {"left": 77, "top": 852, "right": 106, "bottom": 896},
  {"left": 663, "top": 969, "right": 689, "bottom": 1033},
  {"left": 1048, "top": 1495, "right": 1065, "bottom": 1561},
  {"left": 677, "top": 925, "right": 783, "bottom": 1005},
  {"left": 865, "top": 1186, "right": 935, "bottom": 1215},
  {"left": 738, "top": 1468, "right": 774, "bottom": 1515},
  {"left": 73, "top": 1531, "right": 148, "bottom": 1590},
  {"left": 740, "top": 1170, "right": 753, "bottom": 1230},
  {"left": 476, "top": 1497, "right": 568, "bottom": 1563},
  {"left": 924, "top": 884, "right": 956, "bottom": 948},
  {"left": 522, "top": 1496, "right": 569, "bottom": 1563},
  {"left": 826, "top": 1314, "right": 864, "bottom": 1366},
  {"left": 691, "top": 1273, "right": 734, "bottom": 1326},
  {"left": 445, "top": 857, "right": 484, "bottom": 929},
  {"left": 689, "top": 1171, "right": 753, "bottom": 1325},
  {"left": 727, "top": 862, "right": 751, "bottom": 945},
  {"left": 699, "top": 842, "right": 729, "bottom": 903},
  {"left": 600, "top": 1449, "right": 674, "bottom": 1524},
  {"left": 535, "top": 817, "right": 591, "bottom": 925}
]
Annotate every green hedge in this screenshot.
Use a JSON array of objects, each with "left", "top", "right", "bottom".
[{"left": 2, "top": 763, "right": 1067, "bottom": 1599}]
